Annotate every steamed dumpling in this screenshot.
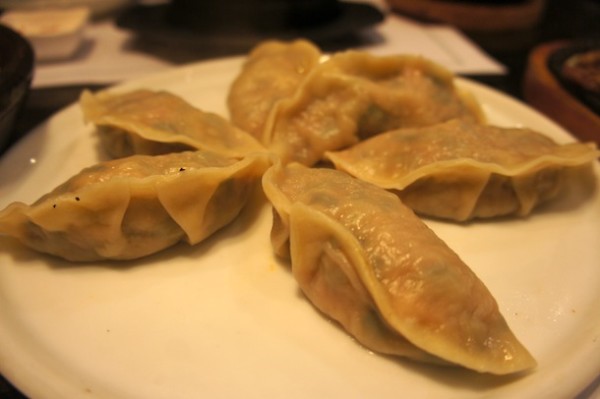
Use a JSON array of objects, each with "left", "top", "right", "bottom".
[
  {"left": 262, "top": 162, "right": 536, "bottom": 374},
  {"left": 227, "top": 39, "right": 322, "bottom": 140},
  {"left": 81, "top": 89, "right": 264, "bottom": 159},
  {"left": 263, "top": 50, "right": 484, "bottom": 166},
  {"left": 0, "top": 150, "right": 271, "bottom": 261},
  {"left": 325, "top": 119, "right": 600, "bottom": 221}
]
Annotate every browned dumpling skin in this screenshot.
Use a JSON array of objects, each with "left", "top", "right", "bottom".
[
  {"left": 0, "top": 150, "right": 271, "bottom": 261},
  {"left": 262, "top": 162, "right": 536, "bottom": 374},
  {"left": 227, "top": 39, "right": 322, "bottom": 140},
  {"left": 325, "top": 119, "right": 600, "bottom": 221},
  {"left": 81, "top": 89, "right": 264, "bottom": 159},
  {"left": 263, "top": 50, "right": 484, "bottom": 166}
]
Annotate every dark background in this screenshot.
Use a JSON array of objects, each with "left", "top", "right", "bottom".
[{"left": 1, "top": 0, "right": 600, "bottom": 397}]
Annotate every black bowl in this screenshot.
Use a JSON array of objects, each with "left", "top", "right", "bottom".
[
  {"left": 116, "top": 0, "right": 385, "bottom": 54},
  {"left": 0, "top": 24, "right": 34, "bottom": 154}
]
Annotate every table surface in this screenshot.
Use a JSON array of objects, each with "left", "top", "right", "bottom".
[{"left": 1, "top": 0, "right": 599, "bottom": 397}]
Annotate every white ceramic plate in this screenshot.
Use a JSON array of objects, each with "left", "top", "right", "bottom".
[{"left": 0, "top": 57, "right": 599, "bottom": 399}]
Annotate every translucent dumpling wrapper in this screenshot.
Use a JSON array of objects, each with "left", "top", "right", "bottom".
[
  {"left": 325, "top": 119, "right": 600, "bottom": 221},
  {"left": 0, "top": 150, "right": 271, "bottom": 262},
  {"left": 80, "top": 89, "right": 264, "bottom": 159},
  {"left": 227, "top": 39, "right": 322, "bottom": 140},
  {"left": 262, "top": 162, "right": 536, "bottom": 375},
  {"left": 263, "top": 51, "right": 485, "bottom": 166}
]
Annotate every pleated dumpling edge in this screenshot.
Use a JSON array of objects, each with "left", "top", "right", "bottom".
[{"left": 262, "top": 162, "right": 536, "bottom": 374}]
